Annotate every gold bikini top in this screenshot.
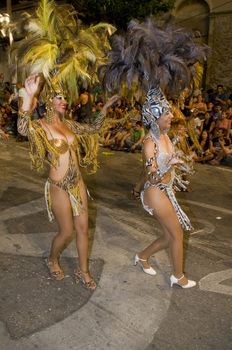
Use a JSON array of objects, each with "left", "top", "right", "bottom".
[
  {"left": 49, "top": 137, "right": 77, "bottom": 155},
  {"left": 43, "top": 121, "right": 78, "bottom": 155}
]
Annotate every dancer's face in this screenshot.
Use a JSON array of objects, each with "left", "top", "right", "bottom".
[
  {"left": 157, "top": 111, "right": 174, "bottom": 131},
  {"left": 52, "top": 95, "right": 67, "bottom": 114}
]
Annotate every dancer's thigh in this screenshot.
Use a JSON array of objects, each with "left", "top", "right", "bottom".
[
  {"left": 143, "top": 187, "right": 182, "bottom": 237},
  {"left": 50, "top": 184, "right": 74, "bottom": 234},
  {"left": 73, "top": 180, "right": 88, "bottom": 234}
]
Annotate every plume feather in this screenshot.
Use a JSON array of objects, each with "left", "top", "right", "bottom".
[
  {"left": 12, "top": 0, "right": 116, "bottom": 103},
  {"left": 100, "top": 17, "right": 209, "bottom": 95}
]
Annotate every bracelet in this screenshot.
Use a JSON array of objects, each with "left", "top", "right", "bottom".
[{"left": 18, "top": 110, "right": 32, "bottom": 118}]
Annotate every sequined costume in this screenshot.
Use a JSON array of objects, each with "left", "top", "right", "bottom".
[
  {"left": 140, "top": 88, "right": 193, "bottom": 232},
  {"left": 18, "top": 113, "right": 103, "bottom": 221},
  {"left": 140, "top": 131, "right": 193, "bottom": 231}
]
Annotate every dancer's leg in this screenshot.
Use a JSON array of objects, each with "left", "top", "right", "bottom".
[
  {"left": 140, "top": 187, "right": 184, "bottom": 278},
  {"left": 48, "top": 184, "right": 74, "bottom": 278},
  {"left": 138, "top": 225, "right": 170, "bottom": 268},
  {"left": 73, "top": 180, "right": 89, "bottom": 272},
  {"left": 49, "top": 185, "right": 74, "bottom": 259},
  {"left": 73, "top": 179, "right": 95, "bottom": 288}
]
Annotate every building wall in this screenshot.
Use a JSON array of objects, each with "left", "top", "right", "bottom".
[
  {"left": 206, "top": 10, "right": 232, "bottom": 89},
  {"left": 174, "top": 0, "right": 232, "bottom": 90}
]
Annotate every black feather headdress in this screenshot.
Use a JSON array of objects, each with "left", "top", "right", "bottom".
[
  {"left": 100, "top": 17, "right": 208, "bottom": 95},
  {"left": 100, "top": 17, "right": 208, "bottom": 125}
]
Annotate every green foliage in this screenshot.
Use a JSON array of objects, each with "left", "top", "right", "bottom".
[{"left": 71, "top": 0, "right": 175, "bottom": 29}]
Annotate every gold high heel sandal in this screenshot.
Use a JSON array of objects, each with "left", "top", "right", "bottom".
[
  {"left": 74, "top": 269, "right": 97, "bottom": 290},
  {"left": 45, "top": 258, "right": 65, "bottom": 281}
]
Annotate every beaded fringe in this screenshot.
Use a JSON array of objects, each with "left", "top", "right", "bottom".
[{"left": 141, "top": 182, "right": 193, "bottom": 231}]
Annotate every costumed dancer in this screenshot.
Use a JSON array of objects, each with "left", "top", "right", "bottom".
[
  {"left": 16, "top": 0, "right": 116, "bottom": 289},
  {"left": 100, "top": 18, "right": 208, "bottom": 288}
]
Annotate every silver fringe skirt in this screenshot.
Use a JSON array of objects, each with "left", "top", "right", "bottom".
[{"left": 140, "top": 175, "right": 193, "bottom": 231}]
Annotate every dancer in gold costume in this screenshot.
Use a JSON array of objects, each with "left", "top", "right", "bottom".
[{"left": 16, "top": 0, "right": 116, "bottom": 288}]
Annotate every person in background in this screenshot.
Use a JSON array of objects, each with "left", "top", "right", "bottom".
[{"left": 120, "top": 121, "right": 145, "bottom": 152}]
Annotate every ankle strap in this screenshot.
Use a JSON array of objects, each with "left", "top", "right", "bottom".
[
  {"left": 138, "top": 257, "right": 148, "bottom": 262},
  {"left": 177, "top": 274, "right": 185, "bottom": 281}
]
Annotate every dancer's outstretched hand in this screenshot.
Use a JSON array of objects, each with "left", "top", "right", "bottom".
[{"left": 21, "top": 74, "right": 43, "bottom": 111}]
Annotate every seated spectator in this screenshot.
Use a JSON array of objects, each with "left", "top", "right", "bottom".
[
  {"left": 209, "top": 133, "right": 232, "bottom": 165},
  {"left": 214, "top": 84, "right": 227, "bottom": 106},
  {"left": 128, "top": 104, "right": 142, "bottom": 123},
  {"left": 92, "top": 100, "right": 104, "bottom": 121},
  {"left": 194, "top": 130, "right": 214, "bottom": 163},
  {"left": 212, "top": 104, "right": 222, "bottom": 124},
  {"left": 192, "top": 94, "right": 207, "bottom": 113},
  {"left": 208, "top": 128, "right": 228, "bottom": 164},
  {"left": 120, "top": 121, "right": 145, "bottom": 152},
  {"left": 206, "top": 102, "right": 215, "bottom": 117},
  {"left": 216, "top": 111, "right": 231, "bottom": 137},
  {"left": 205, "top": 88, "right": 216, "bottom": 104},
  {"left": 100, "top": 106, "right": 127, "bottom": 146},
  {"left": 109, "top": 121, "right": 132, "bottom": 149},
  {"left": 201, "top": 111, "right": 215, "bottom": 134}
]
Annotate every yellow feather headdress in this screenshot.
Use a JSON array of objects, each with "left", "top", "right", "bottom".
[{"left": 13, "top": 0, "right": 116, "bottom": 103}]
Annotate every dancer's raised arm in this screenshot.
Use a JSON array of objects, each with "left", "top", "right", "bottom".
[{"left": 17, "top": 74, "right": 40, "bottom": 136}]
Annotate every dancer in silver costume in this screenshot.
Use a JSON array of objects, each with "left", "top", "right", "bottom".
[
  {"left": 136, "top": 86, "right": 196, "bottom": 288},
  {"left": 140, "top": 88, "right": 193, "bottom": 231},
  {"left": 100, "top": 18, "right": 208, "bottom": 288}
]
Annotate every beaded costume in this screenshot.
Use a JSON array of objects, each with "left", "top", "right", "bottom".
[
  {"left": 140, "top": 131, "right": 193, "bottom": 231},
  {"left": 15, "top": 0, "right": 115, "bottom": 221},
  {"left": 140, "top": 87, "right": 193, "bottom": 231},
  {"left": 100, "top": 18, "right": 208, "bottom": 231},
  {"left": 18, "top": 111, "right": 104, "bottom": 221}
]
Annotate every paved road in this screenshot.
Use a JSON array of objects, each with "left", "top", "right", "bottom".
[{"left": 0, "top": 139, "right": 231, "bottom": 350}]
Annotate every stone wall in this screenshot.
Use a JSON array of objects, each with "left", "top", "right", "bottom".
[
  {"left": 174, "top": 0, "right": 232, "bottom": 91},
  {"left": 206, "top": 11, "right": 232, "bottom": 90}
]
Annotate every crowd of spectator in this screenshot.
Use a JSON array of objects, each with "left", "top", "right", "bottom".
[
  {"left": 175, "top": 85, "right": 232, "bottom": 166},
  {"left": 0, "top": 73, "right": 231, "bottom": 167}
]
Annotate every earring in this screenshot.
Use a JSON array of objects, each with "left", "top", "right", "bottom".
[{"left": 45, "top": 98, "right": 54, "bottom": 124}]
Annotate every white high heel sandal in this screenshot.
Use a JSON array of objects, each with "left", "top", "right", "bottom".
[
  {"left": 134, "top": 254, "right": 157, "bottom": 276},
  {"left": 170, "top": 274, "right": 196, "bottom": 289}
]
